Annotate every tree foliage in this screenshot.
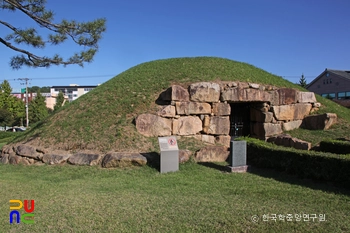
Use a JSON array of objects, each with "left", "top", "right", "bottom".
[
  {"left": 28, "top": 90, "right": 48, "bottom": 123},
  {"left": 28, "top": 85, "right": 50, "bottom": 93},
  {"left": 299, "top": 73, "right": 307, "bottom": 88},
  {"left": 54, "top": 91, "right": 65, "bottom": 111},
  {"left": 0, "top": 80, "right": 25, "bottom": 126},
  {"left": 0, "top": 108, "right": 14, "bottom": 128},
  {"left": 0, "top": 0, "right": 106, "bottom": 69}
]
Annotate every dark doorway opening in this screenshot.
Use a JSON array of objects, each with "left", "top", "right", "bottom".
[{"left": 230, "top": 103, "right": 251, "bottom": 138}]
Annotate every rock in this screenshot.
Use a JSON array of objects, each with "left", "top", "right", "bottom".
[
  {"left": 251, "top": 102, "right": 270, "bottom": 112},
  {"left": 157, "top": 105, "right": 176, "bottom": 117},
  {"left": 221, "top": 87, "right": 271, "bottom": 102},
  {"left": 179, "top": 149, "right": 192, "bottom": 163},
  {"left": 283, "top": 120, "right": 303, "bottom": 131},
  {"left": 8, "top": 153, "right": 22, "bottom": 165},
  {"left": 249, "top": 83, "right": 260, "bottom": 89},
  {"left": 237, "top": 82, "right": 249, "bottom": 89},
  {"left": 42, "top": 151, "right": 71, "bottom": 165},
  {"left": 203, "top": 116, "right": 230, "bottom": 135},
  {"left": 161, "top": 85, "right": 190, "bottom": 101},
  {"left": 189, "top": 82, "right": 220, "bottom": 102},
  {"left": 313, "top": 102, "right": 321, "bottom": 108},
  {"left": 252, "top": 123, "right": 283, "bottom": 139},
  {"left": 201, "top": 135, "right": 216, "bottom": 144},
  {"left": 68, "top": 151, "right": 103, "bottom": 166},
  {"left": 215, "top": 135, "right": 231, "bottom": 147},
  {"left": 1, "top": 153, "right": 9, "bottom": 164},
  {"left": 272, "top": 104, "right": 312, "bottom": 121},
  {"left": 26, "top": 158, "right": 35, "bottom": 164},
  {"left": 267, "top": 134, "right": 311, "bottom": 150},
  {"left": 277, "top": 88, "right": 298, "bottom": 105},
  {"left": 293, "top": 139, "right": 312, "bottom": 150},
  {"left": 212, "top": 102, "right": 231, "bottom": 116},
  {"left": 15, "top": 144, "right": 39, "bottom": 159},
  {"left": 194, "top": 146, "right": 229, "bottom": 162},
  {"left": 36, "top": 147, "right": 49, "bottom": 154},
  {"left": 302, "top": 113, "right": 337, "bottom": 130},
  {"left": 2, "top": 145, "right": 14, "bottom": 154},
  {"left": 171, "top": 85, "right": 190, "bottom": 101},
  {"left": 19, "top": 158, "right": 31, "bottom": 165},
  {"left": 202, "top": 115, "right": 210, "bottom": 132},
  {"left": 175, "top": 102, "right": 211, "bottom": 115},
  {"left": 101, "top": 152, "right": 147, "bottom": 168},
  {"left": 298, "top": 92, "right": 316, "bottom": 103},
  {"left": 172, "top": 116, "right": 202, "bottom": 135},
  {"left": 136, "top": 114, "right": 172, "bottom": 137},
  {"left": 250, "top": 108, "right": 274, "bottom": 123}
]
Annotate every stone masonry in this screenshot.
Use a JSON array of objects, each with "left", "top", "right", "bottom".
[{"left": 136, "top": 81, "right": 323, "bottom": 143}]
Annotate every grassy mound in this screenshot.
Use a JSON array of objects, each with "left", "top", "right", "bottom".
[{"left": 12, "top": 57, "right": 350, "bottom": 152}]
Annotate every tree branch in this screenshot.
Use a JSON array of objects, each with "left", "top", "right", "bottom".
[{"left": 1, "top": 0, "right": 106, "bottom": 69}]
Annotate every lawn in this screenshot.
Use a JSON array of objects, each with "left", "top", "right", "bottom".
[{"left": 1, "top": 163, "right": 349, "bottom": 232}]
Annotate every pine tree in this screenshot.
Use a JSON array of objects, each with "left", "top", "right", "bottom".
[
  {"left": 299, "top": 74, "right": 307, "bottom": 88},
  {"left": 0, "top": 0, "right": 106, "bottom": 69}
]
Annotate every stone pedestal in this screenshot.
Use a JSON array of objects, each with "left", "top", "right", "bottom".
[
  {"left": 226, "top": 165, "right": 250, "bottom": 173},
  {"left": 228, "top": 140, "right": 248, "bottom": 173}
]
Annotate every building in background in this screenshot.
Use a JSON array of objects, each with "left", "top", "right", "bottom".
[
  {"left": 307, "top": 69, "right": 350, "bottom": 108},
  {"left": 11, "top": 84, "right": 98, "bottom": 110},
  {"left": 50, "top": 84, "right": 97, "bottom": 103}
]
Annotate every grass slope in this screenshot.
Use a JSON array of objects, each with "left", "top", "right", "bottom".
[{"left": 11, "top": 57, "right": 350, "bottom": 152}]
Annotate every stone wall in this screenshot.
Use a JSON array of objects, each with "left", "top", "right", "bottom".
[
  {"left": 136, "top": 81, "right": 320, "bottom": 147},
  {"left": 0, "top": 143, "right": 193, "bottom": 166}
]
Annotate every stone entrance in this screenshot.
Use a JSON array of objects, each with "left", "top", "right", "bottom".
[{"left": 230, "top": 103, "right": 251, "bottom": 138}]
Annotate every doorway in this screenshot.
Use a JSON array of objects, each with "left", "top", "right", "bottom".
[{"left": 230, "top": 103, "right": 251, "bottom": 138}]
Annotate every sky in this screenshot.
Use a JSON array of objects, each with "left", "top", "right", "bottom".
[{"left": 1, "top": 0, "right": 350, "bottom": 92}]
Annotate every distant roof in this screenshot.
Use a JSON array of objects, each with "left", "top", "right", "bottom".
[
  {"left": 326, "top": 69, "right": 350, "bottom": 80},
  {"left": 307, "top": 68, "right": 350, "bottom": 88}
]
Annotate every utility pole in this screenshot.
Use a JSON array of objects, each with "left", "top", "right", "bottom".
[{"left": 18, "top": 78, "right": 30, "bottom": 127}]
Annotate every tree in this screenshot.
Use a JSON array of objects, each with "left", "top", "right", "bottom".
[
  {"left": 28, "top": 90, "right": 48, "bottom": 123},
  {"left": 54, "top": 91, "right": 65, "bottom": 111},
  {"left": 299, "top": 73, "right": 307, "bottom": 88},
  {"left": 28, "top": 86, "right": 40, "bottom": 93},
  {"left": 0, "top": 0, "right": 106, "bottom": 69},
  {"left": 0, "top": 108, "right": 14, "bottom": 128},
  {"left": 0, "top": 80, "right": 13, "bottom": 109},
  {"left": 28, "top": 86, "right": 50, "bottom": 93},
  {"left": 0, "top": 80, "right": 25, "bottom": 125}
]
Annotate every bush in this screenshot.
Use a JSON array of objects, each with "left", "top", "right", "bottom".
[
  {"left": 319, "top": 139, "right": 350, "bottom": 155},
  {"left": 239, "top": 137, "right": 350, "bottom": 188}
]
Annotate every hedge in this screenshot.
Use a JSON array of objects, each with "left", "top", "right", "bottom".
[
  {"left": 238, "top": 137, "right": 350, "bottom": 189},
  {"left": 319, "top": 139, "right": 350, "bottom": 155}
]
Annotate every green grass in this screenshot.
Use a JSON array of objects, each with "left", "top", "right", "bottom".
[{"left": 1, "top": 163, "right": 349, "bottom": 232}]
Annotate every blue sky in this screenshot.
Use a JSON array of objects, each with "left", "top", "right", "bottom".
[{"left": 1, "top": 0, "right": 350, "bottom": 91}]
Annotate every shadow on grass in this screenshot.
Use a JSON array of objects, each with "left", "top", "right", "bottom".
[
  {"left": 248, "top": 166, "right": 350, "bottom": 196},
  {"left": 141, "top": 152, "right": 160, "bottom": 172},
  {"left": 198, "top": 162, "right": 229, "bottom": 172},
  {"left": 198, "top": 161, "right": 350, "bottom": 196}
]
